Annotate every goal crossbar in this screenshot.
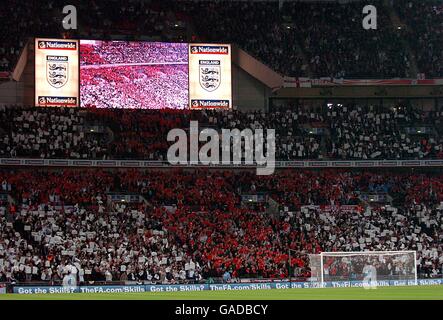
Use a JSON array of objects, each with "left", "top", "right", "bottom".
[{"left": 320, "top": 251, "right": 416, "bottom": 256}]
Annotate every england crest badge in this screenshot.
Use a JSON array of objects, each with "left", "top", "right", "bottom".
[
  {"left": 46, "top": 55, "right": 69, "bottom": 89},
  {"left": 199, "top": 60, "right": 221, "bottom": 92}
]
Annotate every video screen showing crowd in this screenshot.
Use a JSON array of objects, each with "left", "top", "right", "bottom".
[{"left": 80, "top": 41, "right": 189, "bottom": 109}]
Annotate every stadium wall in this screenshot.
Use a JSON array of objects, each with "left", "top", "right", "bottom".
[
  {"left": 274, "top": 85, "right": 443, "bottom": 100},
  {"left": 232, "top": 63, "right": 271, "bottom": 111},
  {"left": 0, "top": 81, "right": 25, "bottom": 105},
  {"left": 231, "top": 45, "right": 283, "bottom": 91},
  {"left": 0, "top": 38, "right": 34, "bottom": 106}
]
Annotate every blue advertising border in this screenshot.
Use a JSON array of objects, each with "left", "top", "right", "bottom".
[{"left": 11, "top": 279, "right": 443, "bottom": 294}]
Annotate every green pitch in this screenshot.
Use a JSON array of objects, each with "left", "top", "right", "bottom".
[{"left": 1, "top": 285, "right": 442, "bottom": 300}]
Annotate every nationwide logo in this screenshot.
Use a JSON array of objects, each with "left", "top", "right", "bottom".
[
  {"left": 37, "top": 96, "right": 77, "bottom": 106},
  {"left": 190, "top": 100, "right": 230, "bottom": 109},
  {"left": 46, "top": 55, "right": 68, "bottom": 88},
  {"left": 190, "top": 45, "right": 229, "bottom": 55},
  {"left": 199, "top": 60, "right": 220, "bottom": 92},
  {"left": 38, "top": 40, "right": 77, "bottom": 50}
]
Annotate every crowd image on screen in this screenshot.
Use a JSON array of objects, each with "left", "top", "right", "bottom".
[
  {"left": 80, "top": 41, "right": 189, "bottom": 66},
  {"left": 80, "top": 41, "right": 189, "bottom": 109},
  {"left": 81, "top": 66, "right": 189, "bottom": 109}
]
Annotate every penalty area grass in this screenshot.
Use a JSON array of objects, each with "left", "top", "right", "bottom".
[{"left": 0, "top": 285, "right": 442, "bottom": 300}]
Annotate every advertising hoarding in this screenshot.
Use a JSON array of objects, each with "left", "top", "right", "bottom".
[
  {"left": 189, "top": 43, "right": 232, "bottom": 109},
  {"left": 35, "top": 38, "right": 79, "bottom": 107}
]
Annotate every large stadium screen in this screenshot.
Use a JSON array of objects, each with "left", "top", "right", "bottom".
[
  {"left": 35, "top": 39, "right": 232, "bottom": 109},
  {"left": 79, "top": 40, "right": 189, "bottom": 109},
  {"left": 188, "top": 44, "right": 232, "bottom": 109},
  {"left": 35, "top": 38, "right": 79, "bottom": 107}
]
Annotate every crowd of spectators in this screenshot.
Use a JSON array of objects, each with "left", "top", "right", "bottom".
[
  {"left": 395, "top": 0, "right": 443, "bottom": 78},
  {"left": 0, "top": 168, "right": 442, "bottom": 283},
  {"left": 0, "top": 0, "right": 177, "bottom": 73},
  {"left": 1, "top": 0, "right": 442, "bottom": 78},
  {"left": 293, "top": 1, "right": 410, "bottom": 78},
  {"left": 0, "top": 105, "right": 442, "bottom": 161},
  {"left": 181, "top": 0, "right": 410, "bottom": 78},
  {"left": 75, "top": 0, "right": 173, "bottom": 40},
  {"left": 178, "top": 1, "right": 308, "bottom": 77},
  {"left": 325, "top": 104, "right": 443, "bottom": 160},
  {"left": 0, "top": 0, "right": 61, "bottom": 72},
  {"left": 0, "top": 106, "right": 107, "bottom": 159}
]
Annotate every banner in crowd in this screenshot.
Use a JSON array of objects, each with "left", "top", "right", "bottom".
[
  {"left": 12, "top": 278, "right": 443, "bottom": 294},
  {"left": 189, "top": 43, "right": 232, "bottom": 109},
  {"left": 35, "top": 38, "right": 79, "bottom": 107},
  {"left": 284, "top": 76, "right": 443, "bottom": 88},
  {"left": 300, "top": 205, "right": 362, "bottom": 213},
  {"left": 0, "top": 72, "right": 10, "bottom": 80}
]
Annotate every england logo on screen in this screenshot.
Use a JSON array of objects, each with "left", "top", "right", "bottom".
[
  {"left": 199, "top": 60, "right": 220, "bottom": 92},
  {"left": 46, "top": 55, "right": 69, "bottom": 89}
]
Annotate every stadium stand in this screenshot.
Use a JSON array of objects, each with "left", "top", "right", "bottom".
[
  {"left": 1, "top": 0, "right": 442, "bottom": 78},
  {"left": 394, "top": 0, "right": 443, "bottom": 78},
  {"left": 0, "top": 168, "right": 442, "bottom": 284},
  {"left": 180, "top": 0, "right": 410, "bottom": 78},
  {"left": 0, "top": 0, "right": 442, "bottom": 298},
  {"left": 1, "top": 105, "right": 442, "bottom": 160}
]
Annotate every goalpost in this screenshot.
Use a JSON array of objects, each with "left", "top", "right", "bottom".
[{"left": 309, "top": 251, "right": 418, "bottom": 287}]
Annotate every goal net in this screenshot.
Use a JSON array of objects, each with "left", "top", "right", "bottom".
[{"left": 309, "top": 251, "right": 417, "bottom": 286}]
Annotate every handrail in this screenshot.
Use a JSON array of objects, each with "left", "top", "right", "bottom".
[{"left": 1, "top": 158, "right": 443, "bottom": 168}]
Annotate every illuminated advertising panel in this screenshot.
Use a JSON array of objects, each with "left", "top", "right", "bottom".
[
  {"left": 35, "top": 38, "right": 79, "bottom": 107},
  {"left": 189, "top": 44, "right": 232, "bottom": 109}
]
